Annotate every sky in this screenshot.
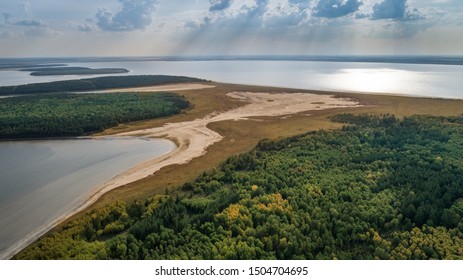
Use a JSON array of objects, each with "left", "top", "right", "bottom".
[{"left": 0, "top": 0, "right": 462, "bottom": 57}]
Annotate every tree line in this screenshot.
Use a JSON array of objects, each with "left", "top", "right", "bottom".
[
  {"left": 0, "top": 92, "right": 189, "bottom": 138},
  {"left": 0, "top": 75, "right": 207, "bottom": 95}
]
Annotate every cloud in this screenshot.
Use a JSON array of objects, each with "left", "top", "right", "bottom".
[
  {"left": 355, "top": 13, "right": 369, "bottom": 19},
  {"left": 0, "top": 30, "right": 14, "bottom": 38},
  {"left": 371, "top": 0, "right": 423, "bottom": 21},
  {"left": 0, "top": 2, "right": 57, "bottom": 38},
  {"left": 209, "top": 0, "right": 233, "bottom": 12},
  {"left": 264, "top": 10, "right": 306, "bottom": 28},
  {"left": 288, "top": 0, "right": 313, "bottom": 9},
  {"left": 263, "top": 0, "right": 311, "bottom": 28},
  {"left": 246, "top": 0, "right": 270, "bottom": 20},
  {"left": 371, "top": 0, "right": 405, "bottom": 20},
  {"left": 78, "top": 24, "right": 94, "bottom": 32},
  {"left": 2, "top": 12, "right": 12, "bottom": 23},
  {"left": 201, "top": 0, "right": 269, "bottom": 29},
  {"left": 14, "top": 19, "right": 46, "bottom": 27},
  {"left": 17, "top": 1, "right": 32, "bottom": 15},
  {"left": 23, "top": 26, "right": 55, "bottom": 37},
  {"left": 11, "top": 18, "right": 55, "bottom": 37},
  {"left": 96, "top": 0, "right": 159, "bottom": 32},
  {"left": 369, "top": 20, "right": 431, "bottom": 39},
  {"left": 313, "top": 0, "right": 363, "bottom": 18},
  {"left": 184, "top": 20, "right": 200, "bottom": 29}
]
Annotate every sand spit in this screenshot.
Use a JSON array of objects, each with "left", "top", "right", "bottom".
[
  {"left": 89, "top": 83, "right": 216, "bottom": 93},
  {"left": 6, "top": 91, "right": 359, "bottom": 260}
]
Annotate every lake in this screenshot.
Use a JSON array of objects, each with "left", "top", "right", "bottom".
[
  {"left": 0, "top": 137, "right": 175, "bottom": 259},
  {"left": 1, "top": 59, "right": 462, "bottom": 99}
]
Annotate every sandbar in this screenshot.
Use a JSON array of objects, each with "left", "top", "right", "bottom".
[{"left": 88, "top": 83, "right": 216, "bottom": 93}]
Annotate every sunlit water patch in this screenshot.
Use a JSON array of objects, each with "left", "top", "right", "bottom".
[{"left": 1, "top": 60, "right": 462, "bottom": 99}]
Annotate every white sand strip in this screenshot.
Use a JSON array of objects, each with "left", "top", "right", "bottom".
[{"left": 88, "top": 83, "right": 215, "bottom": 93}]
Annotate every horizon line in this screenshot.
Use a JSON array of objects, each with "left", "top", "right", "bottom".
[{"left": 1, "top": 55, "right": 463, "bottom": 67}]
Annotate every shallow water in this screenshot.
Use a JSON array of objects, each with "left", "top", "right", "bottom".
[{"left": 0, "top": 137, "right": 175, "bottom": 259}]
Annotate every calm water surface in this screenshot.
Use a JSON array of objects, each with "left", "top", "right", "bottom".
[
  {"left": 0, "top": 137, "right": 175, "bottom": 259},
  {"left": 1, "top": 60, "right": 462, "bottom": 99}
]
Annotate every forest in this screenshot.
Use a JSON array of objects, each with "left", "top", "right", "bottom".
[
  {"left": 15, "top": 114, "right": 463, "bottom": 259},
  {"left": 20, "top": 67, "right": 129, "bottom": 76},
  {"left": 0, "top": 75, "right": 206, "bottom": 95},
  {"left": 0, "top": 92, "right": 189, "bottom": 138}
]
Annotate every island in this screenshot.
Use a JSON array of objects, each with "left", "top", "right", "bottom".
[{"left": 20, "top": 66, "right": 129, "bottom": 76}]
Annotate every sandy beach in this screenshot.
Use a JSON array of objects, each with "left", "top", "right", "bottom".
[{"left": 5, "top": 90, "right": 360, "bottom": 259}]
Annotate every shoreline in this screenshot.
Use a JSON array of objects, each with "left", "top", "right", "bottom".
[
  {"left": 4, "top": 90, "right": 361, "bottom": 259},
  {"left": 0, "top": 136, "right": 178, "bottom": 260},
  {"left": 81, "top": 83, "right": 216, "bottom": 93}
]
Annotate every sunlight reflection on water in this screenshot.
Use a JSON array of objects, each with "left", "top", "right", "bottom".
[
  {"left": 330, "top": 68, "right": 421, "bottom": 94},
  {"left": 1, "top": 60, "right": 462, "bottom": 99}
]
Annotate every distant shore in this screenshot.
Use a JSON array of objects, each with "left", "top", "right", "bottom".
[
  {"left": 24, "top": 67, "right": 129, "bottom": 76},
  {"left": 2, "top": 55, "right": 463, "bottom": 67}
]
